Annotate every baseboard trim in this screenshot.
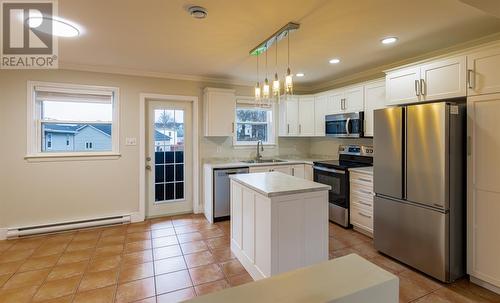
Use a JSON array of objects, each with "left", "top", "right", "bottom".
[
  {"left": 470, "top": 276, "right": 500, "bottom": 294},
  {"left": 130, "top": 212, "right": 145, "bottom": 223},
  {"left": 0, "top": 228, "right": 7, "bottom": 240}
]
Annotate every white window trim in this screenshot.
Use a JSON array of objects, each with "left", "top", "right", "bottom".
[
  {"left": 26, "top": 81, "right": 120, "bottom": 160},
  {"left": 233, "top": 97, "right": 277, "bottom": 148}
]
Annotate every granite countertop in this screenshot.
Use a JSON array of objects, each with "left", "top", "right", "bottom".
[
  {"left": 185, "top": 254, "right": 398, "bottom": 303},
  {"left": 349, "top": 166, "right": 373, "bottom": 175},
  {"left": 229, "top": 171, "right": 331, "bottom": 197}
]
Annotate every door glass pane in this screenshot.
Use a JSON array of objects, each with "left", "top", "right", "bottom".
[{"left": 154, "top": 109, "right": 185, "bottom": 203}]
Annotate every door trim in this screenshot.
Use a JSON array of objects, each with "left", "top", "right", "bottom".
[{"left": 139, "top": 93, "right": 200, "bottom": 221}]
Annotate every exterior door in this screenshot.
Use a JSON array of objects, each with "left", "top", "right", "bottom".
[{"left": 146, "top": 101, "right": 193, "bottom": 217}]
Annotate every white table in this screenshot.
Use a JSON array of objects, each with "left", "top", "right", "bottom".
[{"left": 229, "top": 172, "right": 330, "bottom": 280}]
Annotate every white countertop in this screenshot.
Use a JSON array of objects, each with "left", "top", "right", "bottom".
[
  {"left": 349, "top": 166, "right": 374, "bottom": 175},
  {"left": 229, "top": 172, "right": 331, "bottom": 197},
  {"left": 185, "top": 254, "right": 398, "bottom": 303},
  {"left": 203, "top": 156, "right": 332, "bottom": 169}
]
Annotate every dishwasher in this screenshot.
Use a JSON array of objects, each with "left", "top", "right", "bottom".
[{"left": 213, "top": 167, "right": 249, "bottom": 221}]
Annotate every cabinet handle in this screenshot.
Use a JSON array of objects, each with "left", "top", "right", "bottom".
[
  {"left": 357, "top": 189, "right": 372, "bottom": 195},
  {"left": 342, "top": 98, "right": 346, "bottom": 110},
  {"left": 357, "top": 178, "right": 372, "bottom": 183},
  {"left": 415, "top": 80, "right": 420, "bottom": 96},
  {"left": 358, "top": 201, "right": 372, "bottom": 207},
  {"left": 358, "top": 212, "right": 372, "bottom": 219},
  {"left": 292, "top": 167, "right": 295, "bottom": 175},
  {"left": 232, "top": 122, "right": 235, "bottom": 133},
  {"left": 299, "top": 124, "right": 302, "bottom": 134},
  {"left": 287, "top": 124, "right": 290, "bottom": 134},
  {"left": 467, "top": 69, "right": 475, "bottom": 89},
  {"left": 420, "top": 79, "right": 426, "bottom": 95}
]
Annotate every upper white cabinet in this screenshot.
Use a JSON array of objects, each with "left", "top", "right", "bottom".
[
  {"left": 279, "top": 96, "right": 299, "bottom": 136},
  {"left": 385, "top": 56, "right": 466, "bottom": 105},
  {"left": 314, "top": 95, "right": 328, "bottom": 136},
  {"left": 298, "top": 96, "right": 316, "bottom": 136},
  {"left": 203, "top": 88, "right": 236, "bottom": 137},
  {"left": 343, "top": 85, "right": 365, "bottom": 112},
  {"left": 467, "top": 47, "right": 500, "bottom": 96},
  {"left": 364, "top": 80, "right": 386, "bottom": 137},
  {"left": 279, "top": 95, "right": 315, "bottom": 137},
  {"left": 326, "top": 90, "right": 343, "bottom": 114}
]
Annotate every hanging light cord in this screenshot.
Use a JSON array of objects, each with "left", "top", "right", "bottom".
[{"left": 287, "top": 30, "right": 290, "bottom": 68}]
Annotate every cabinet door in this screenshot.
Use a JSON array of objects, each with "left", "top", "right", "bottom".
[
  {"left": 291, "top": 164, "right": 305, "bottom": 178},
  {"left": 279, "top": 97, "right": 299, "bottom": 136},
  {"left": 273, "top": 165, "right": 292, "bottom": 175},
  {"left": 421, "top": 56, "right": 466, "bottom": 101},
  {"left": 364, "top": 80, "right": 386, "bottom": 137},
  {"left": 467, "top": 93, "right": 500, "bottom": 287},
  {"left": 205, "top": 90, "right": 235, "bottom": 136},
  {"left": 386, "top": 67, "right": 421, "bottom": 105},
  {"left": 314, "top": 95, "right": 327, "bottom": 136},
  {"left": 326, "top": 90, "right": 343, "bottom": 114},
  {"left": 304, "top": 164, "right": 313, "bottom": 181},
  {"left": 468, "top": 47, "right": 500, "bottom": 96},
  {"left": 344, "top": 85, "right": 364, "bottom": 112},
  {"left": 298, "top": 96, "right": 315, "bottom": 136}
]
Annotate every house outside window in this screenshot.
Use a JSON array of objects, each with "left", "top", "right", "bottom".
[
  {"left": 233, "top": 99, "right": 275, "bottom": 146},
  {"left": 27, "top": 82, "right": 119, "bottom": 158}
]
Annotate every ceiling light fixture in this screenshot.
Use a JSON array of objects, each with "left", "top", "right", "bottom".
[
  {"left": 381, "top": 37, "right": 398, "bottom": 44},
  {"left": 249, "top": 22, "right": 300, "bottom": 106},
  {"left": 27, "top": 16, "right": 81, "bottom": 37},
  {"left": 296, "top": 73, "right": 305, "bottom": 77},
  {"left": 329, "top": 58, "right": 340, "bottom": 64},
  {"left": 188, "top": 6, "right": 208, "bottom": 19}
]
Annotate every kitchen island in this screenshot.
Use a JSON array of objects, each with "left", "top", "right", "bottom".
[{"left": 229, "top": 172, "right": 331, "bottom": 280}]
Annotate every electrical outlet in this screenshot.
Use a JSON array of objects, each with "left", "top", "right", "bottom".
[{"left": 126, "top": 137, "right": 137, "bottom": 146}]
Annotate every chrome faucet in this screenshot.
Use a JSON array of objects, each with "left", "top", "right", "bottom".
[{"left": 256, "top": 140, "right": 264, "bottom": 160}]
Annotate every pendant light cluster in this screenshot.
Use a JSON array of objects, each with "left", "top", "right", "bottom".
[{"left": 250, "top": 22, "right": 300, "bottom": 106}]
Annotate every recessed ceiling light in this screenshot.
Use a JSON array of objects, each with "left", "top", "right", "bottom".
[
  {"left": 188, "top": 6, "right": 208, "bottom": 19},
  {"left": 296, "top": 73, "right": 305, "bottom": 77},
  {"left": 27, "top": 16, "right": 81, "bottom": 37},
  {"left": 329, "top": 58, "right": 340, "bottom": 64},
  {"left": 381, "top": 37, "right": 398, "bottom": 44}
]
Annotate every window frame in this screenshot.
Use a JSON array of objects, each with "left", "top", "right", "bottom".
[
  {"left": 233, "top": 97, "right": 277, "bottom": 147},
  {"left": 26, "top": 81, "right": 120, "bottom": 160}
]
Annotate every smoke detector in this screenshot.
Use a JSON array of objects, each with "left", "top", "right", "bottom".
[{"left": 188, "top": 6, "right": 208, "bottom": 19}]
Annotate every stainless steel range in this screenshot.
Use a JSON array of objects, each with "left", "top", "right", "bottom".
[{"left": 313, "top": 145, "right": 373, "bottom": 227}]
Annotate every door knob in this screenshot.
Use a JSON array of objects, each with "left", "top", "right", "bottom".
[
  {"left": 146, "top": 165, "right": 152, "bottom": 170},
  {"left": 146, "top": 157, "right": 151, "bottom": 161}
]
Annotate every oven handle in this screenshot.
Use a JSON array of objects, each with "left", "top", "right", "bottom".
[{"left": 313, "top": 166, "right": 345, "bottom": 174}]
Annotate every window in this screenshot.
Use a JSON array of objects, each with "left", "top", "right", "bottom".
[
  {"left": 27, "top": 82, "right": 119, "bottom": 158},
  {"left": 234, "top": 102, "right": 275, "bottom": 146}
]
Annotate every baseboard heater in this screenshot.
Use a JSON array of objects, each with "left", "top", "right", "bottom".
[{"left": 6, "top": 215, "right": 131, "bottom": 239}]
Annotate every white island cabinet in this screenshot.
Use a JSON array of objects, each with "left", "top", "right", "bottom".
[{"left": 229, "top": 172, "right": 330, "bottom": 280}]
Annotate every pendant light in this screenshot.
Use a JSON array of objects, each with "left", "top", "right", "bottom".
[
  {"left": 284, "top": 30, "right": 293, "bottom": 95},
  {"left": 272, "top": 38, "right": 280, "bottom": 97},
  {"left": 262, "top": 50, "right": 270, "bottom": 101},
  {"left": 254, "top": 55, "right": 261, "bottom": 104}
]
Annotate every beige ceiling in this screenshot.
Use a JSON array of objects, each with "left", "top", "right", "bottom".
[{"left": 58, "top": 0, "right": 500, "bottom": 88}]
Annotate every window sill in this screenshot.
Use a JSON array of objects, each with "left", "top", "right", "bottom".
[{"left": 25, "top": 152, "right": 121, "bottom": 162}]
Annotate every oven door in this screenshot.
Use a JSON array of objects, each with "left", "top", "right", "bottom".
[
  {"left": 313, "top": 166, "right": 348, "bottom": 208},
  {"left": 325, "top": 112, "right": 364, "bottom": 138}
]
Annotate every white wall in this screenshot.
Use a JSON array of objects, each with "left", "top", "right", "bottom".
[
  {"left": 309, "top": 138, "right": 374, "bottom": 159},
  {"left": 0, "top": 69, "right": 312, "bottom": 229}
]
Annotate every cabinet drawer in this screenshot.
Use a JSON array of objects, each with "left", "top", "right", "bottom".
[
  {"left": 350, "top": 172, "right": 373, "bottom": 184},
  {"left": 350, "top": 205, "right": 373, "bottom": 232},
  {"left": 350, "top": 182, "right": 373, "bottom": 198},
  {"left": 351, "top": 194, "right": 373, "bottom": 210}
]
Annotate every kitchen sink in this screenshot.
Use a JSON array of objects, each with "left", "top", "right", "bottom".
[{"left": 240, "top": 159, "right": 287, "bottom": 164}]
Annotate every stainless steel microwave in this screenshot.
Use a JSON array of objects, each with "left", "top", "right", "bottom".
[{"left": 325, "top": 112, "right": 364, "bottom": 138}]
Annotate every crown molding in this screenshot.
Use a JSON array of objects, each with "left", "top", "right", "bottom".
[
  {"left": 307, "top": 32, "right": 500, "bottom": 93},
  {"left": 59, "top": 62, "right": 255, "bottom": 87}
]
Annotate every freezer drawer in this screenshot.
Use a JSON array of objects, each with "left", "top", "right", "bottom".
[{"left": 374, "top": 195, "right": 449, "bottom": 281}]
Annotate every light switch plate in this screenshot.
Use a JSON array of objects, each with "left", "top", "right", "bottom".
[{"left": 126, "top": 137, "right": 137, "bottom": 146}]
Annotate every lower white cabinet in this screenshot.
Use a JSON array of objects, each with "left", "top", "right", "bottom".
[
  {"left": 363, "top": 80, "right": 386, "bottom": 137},
  {"left": 230, "top": 180, "right": 328, "bottom": 279},
  {"left": 349, "top": 170, "right": 374, "bottom": 237},
  {"left": 249, "top": 164, "right": 306, "bottom": 179},
  {"left": 304, "top": 164, "right": 313, "bottom": 181},
  {"left": 290, "top": 164, "right": 305, "bottom": 178},
  {"left": 467, "top": 93, "right": 500, "bottom": 291}
]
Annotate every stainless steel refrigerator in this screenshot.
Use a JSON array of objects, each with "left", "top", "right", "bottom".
[{"left": 373, "top": 102, "right": 466, "bottom": 283}]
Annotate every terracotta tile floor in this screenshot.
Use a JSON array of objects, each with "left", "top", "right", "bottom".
[{"left": 0, "top": 214, "right": 498, "bottom": 303}]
